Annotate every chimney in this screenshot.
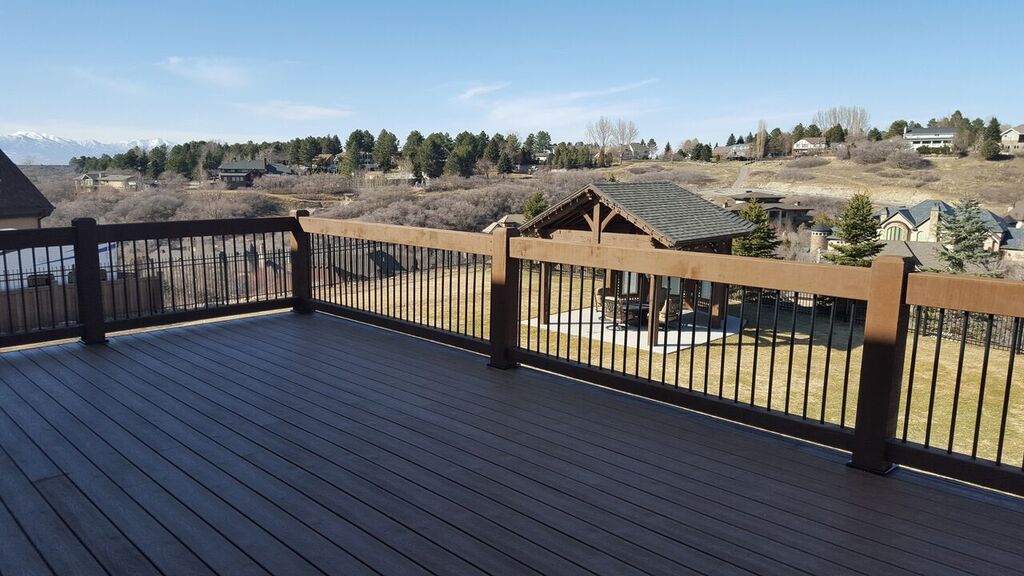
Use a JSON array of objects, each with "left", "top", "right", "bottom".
[{"left": 928, "top": 202, "right": 941, "bottom": 242}]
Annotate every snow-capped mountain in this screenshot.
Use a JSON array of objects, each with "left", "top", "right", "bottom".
[{"left": 0, "top": 131, "right": 175, "bottom": 165}]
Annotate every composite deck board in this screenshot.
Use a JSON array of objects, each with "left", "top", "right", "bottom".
[
  {"left": 241, "top": 316, "right": 1024, "bottom": 569},
  {"left": 261, "top": 314, "right": 1024, "bottom": 543},
  {"left": 214, "top": 320, "right": 1013, "bottom": 576},
  {"left": 173, "top": 323, "right": 910, "bottom": 575},
  {"left": 0, "top": 312, "right": 1019, "bottom": 576}
]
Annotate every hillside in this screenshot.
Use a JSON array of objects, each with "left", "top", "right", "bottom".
[{"left": 598, "top": 156, "right": 1024, "bottom": 216}]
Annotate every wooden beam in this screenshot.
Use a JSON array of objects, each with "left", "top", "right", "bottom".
[
  {"left": 299, "top": 217, "right": 491, "bottom": 255},
  {"left": 906, "top": 272, "right": 1024, "bottom": 317},
  {"left": 509, "top": 238, "right": 871, "bottom": 300}
]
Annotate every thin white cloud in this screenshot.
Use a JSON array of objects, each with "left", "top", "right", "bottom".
[
  {"left": 163, "top": 56, "right": 250, "bottom": 88},
  {"left": 464, "top": 79, "right": 660, "bottom": 136},
  {"left": 455, "top": 82, "right": 509, "bottom": 101},
  {"left": 236, "top": 100, "right": 353, "bottom": 121},
  {"left": 67, "top": 66, "right": 146, "bottom": 96}
]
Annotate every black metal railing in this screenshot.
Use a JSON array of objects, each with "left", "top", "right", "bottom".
[
  {"left": 898, "top": 307, "right": 1022, "bottom": 469},
  {"left": 514, "top": 261, "right": 866, "bottom": 441}
]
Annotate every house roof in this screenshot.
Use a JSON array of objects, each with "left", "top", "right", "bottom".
[
  {"left": 730, "top": 190, "right": 784, "bottom": 202},
  {"left": 0, "top": 147, "right": 54, "bottom": 219},
  {"left": 1001, "top": 125, "right": 1024, "bottom": 136},
  {"left": 521, "top": 181, "right": 755, "bottom": 248},
  {"left": 482, "top": 213, "right": 525, "bottom": 234},
  {"left": 879, "top": 200, "right": 1005, "bottom": 233},
  {"left": 219, "top": 159, "right": 268, "bottom": 171},
  {"left": 904, "top": 127, "right": 956, "bottom": 138},
  {"left": 1005, "top": 226, "right": 1024, "bottom": 251},
  {"left": 880, "top": 240, "right": 997, "bottom": 273},
  {"left": 797, "top": 137, "right": 825, "bottom": 145}
]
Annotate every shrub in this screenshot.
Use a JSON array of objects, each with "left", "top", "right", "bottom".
[
  {"left": 886, "top": 149, "right": 932, "bottom": 170},
  {"left": 832, "top": 144, "right": 851, "bottom": 160},
  {"left": 851, "top": 140, "right": 907, "bottom": 164},
  {"left": 788, "top": 157, "right": 830, "bottom": 168}
]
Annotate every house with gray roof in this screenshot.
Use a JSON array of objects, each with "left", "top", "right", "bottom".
[
  {"left": 1001, "top": 124, "right": 1024, "bottom": 156},
  {"left": 0, "top": 148, "right": 54, "bottom": 229},
  {"left": 218, "top": 158, "right": 294, "bottom": 186},
  {"left": 903, "top": 126, "right": 956, "bottom": 150},
  {"left": 877, "top": 199, "right": 1018, "bottom": 255}
]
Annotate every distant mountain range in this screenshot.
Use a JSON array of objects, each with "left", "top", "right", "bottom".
[{"left": 0, "top": 132, "right": 175, "bottom": 165}]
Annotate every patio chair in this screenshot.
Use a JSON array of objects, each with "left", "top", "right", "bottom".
[{"left": 657, "top": 288, "right": 684, "bottom": 326}]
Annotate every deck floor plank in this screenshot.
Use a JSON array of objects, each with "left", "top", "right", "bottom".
[
  {"left": 1, "top": 311, "right": 1022, "bottom": 576},
  {"left": 236, "top": 315, "right": 1023, "bottom": 571}
]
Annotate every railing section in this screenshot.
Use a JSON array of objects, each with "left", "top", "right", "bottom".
[
  {"left": 301, "top": 217, "right": 493, "bottom": 352},
  {"left": 0, "top": 227, "right": 80, "bottom": 346}
]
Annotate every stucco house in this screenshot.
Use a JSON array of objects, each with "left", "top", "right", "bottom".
[
  {"left": 76, "top": 172, "right": 140, "bottom": 191},
  {"left": 792, "top": 137, "right": 827, "bottom": 155},
  {"left": 621, "top": 142, "right": 655, "bottom": 160},
  {"left": 876, "top": 200, "right": 1008, "bottom": 251},
  {"left": 712, "top": 143, "right": 751, "bottom": 160},
  {"left": 1001, "top": 124, "right": 1024, "bottom": 155},
  {"left": 0, "top": 148, "right": 54, "bottom": 229}
]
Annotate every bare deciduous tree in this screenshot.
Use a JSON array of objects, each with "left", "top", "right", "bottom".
[
  {"left": 612, "top": 119, "right": 639, "bottom": 163},
  {"left": 753, "top": 120, "right": 768, "bottom": 159},
  {"left": 585, "top": 117, "right": 614, "bottom": 165},
  {"left": 812, "top": 106, "right": 870, "bottom": 136}
]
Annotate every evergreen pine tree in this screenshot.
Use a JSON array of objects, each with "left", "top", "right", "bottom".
[
  {"left": 496, "top": 150, "right": 513, "bottom": 174},
  {"left": 726, "top": 133, "right": 736, "bottom": 146},
  {"left": 523, "top": 192, "right": 548, "bottom": 221},
  {"left": 823, "top": 193, "right": 884, "bottom": 267},
  {"left": 732, "top": 201, "right": 780, "bottom": 258},
  {"left": 736, "top": 135, "right": 744, "bottom": 144},
  {"left": 792, "top": 123, "right": 806, "bottom": 141},
  {"left": 805, "top": 124, "right": 822, "bottom": 137},
  {"left": 937, "top": 195, "right": 1001, "bottom": 274},
  {"left": 980, "top": 118, "right": 1003, "bottom": 160}
]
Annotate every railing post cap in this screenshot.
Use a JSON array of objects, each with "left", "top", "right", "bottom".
[
  {"left": 72, "top": 217, "right": 97, "bottom": 226},
  {"left": 291, "top": 209, "right": 310, "bottom": 218}
]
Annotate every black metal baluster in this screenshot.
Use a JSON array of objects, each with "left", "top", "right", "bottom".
[
  {"left": 820, "top": 299, "right": 837, "bottom": 423},
  {"left": 750, "top": 288, "right": 763, "bottom": 405},
  {"left": 947, "top": 312, "right": 971, "bottom": 453},
  {"left": 970, "top": 314, "right": 995, "bottom": 459},
  {"left": 995, "top": 317, "right": 1019, "bottom": 465},
  {"left": 802, "top": 294, "right": 818, "bottom": 419},
  {"left": 924, "top": 309, "right": 946, "bottom": 448},
  {"left": 766, "top": 290, "right": 780, "bottom": 409},
  {"left": 841, "top": 300, "right": 858, "bottom": 429}
]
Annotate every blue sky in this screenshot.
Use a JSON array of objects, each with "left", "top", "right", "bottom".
[{"left": 3, "top": 0, "right": 1021, "bottom": 146}]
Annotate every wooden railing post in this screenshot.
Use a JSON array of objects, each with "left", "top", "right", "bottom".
[
  {"left": 849, "top": 255, "right": 911, "bottom": 474},
  {"left": 72, "top": 217, "right": 106, "bottom": 344},
  {"left": 489, "top": 226, "right": 520, "bottom": 369},
  {"left": 290, "top": 210, "right": 313, "bottom": 314}
]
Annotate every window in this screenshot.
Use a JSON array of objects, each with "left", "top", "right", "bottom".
[{"left": 885, "top": 226, "right": 907, "bottom": 241}]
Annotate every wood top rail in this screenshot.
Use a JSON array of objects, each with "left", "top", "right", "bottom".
[
  {"left": 0, "top": 227, "right": 76, "bottom": 251},
  {"left": 509, "top": 237, "right": 873, "bottom": 300},
  {"left": 95, "top": 217, "right": 297, "bottom": 243},
  {"left": 299, "top": 216, "right": 493, "bottom": 255},
  {"left": 906, "top": 272, "right": 1024, "bottom": 318}
]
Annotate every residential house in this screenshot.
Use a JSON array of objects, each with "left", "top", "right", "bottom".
[
  {"left": 621, "top": 142, "right": 655, "bottom": 160},
  {"left": 1001, "top": 124, "right": 1024, "bottom": 155},
  {"left": 75, "top": 172, "right": 140, "bottom": 191},
  {"left": 218, "top": 159, "right": 294, "bottom": 186},
  {"left": 481, "top": 213, "right": 525, "bottom": 234},
  {"left": 876, "top": 199, "right": 1011, "bottom": 252},
  {"left": 722, "top": 190, "right": 814, "bottom": 229},
  {"left": 0, "top": 148, "right": 54, "bottom": 229},
  {"left": 311, "top": 153, "right": 341, "bottom": 173},
  {"left": 712, "top": 143, "right": 751, "bottom": 160},
  {"left": 902, "top": 126, "right": 956, "bottom": 150},
  {"left": 792, "top": 137, "right": 827, "bottom": 155},
  {"left": 534, "top": 150, "right": 552, "bottom": 164}
]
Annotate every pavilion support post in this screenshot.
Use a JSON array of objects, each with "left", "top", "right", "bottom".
[
  {"left": 848, "top": 256, "right": 911, "bottom": 474},
  {"left": 539, "top": 262, "right": 552, "bottom": 326},
  {"left": 647, "top": 274, "right": 659, "bottom": 346},
  {"left": 710, "top": 281, "right": 728, "bottom": 329}
]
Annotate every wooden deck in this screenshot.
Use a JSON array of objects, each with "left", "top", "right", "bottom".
[{"left": 1, "top": 312, "right": 1022, "bottom": 576}]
